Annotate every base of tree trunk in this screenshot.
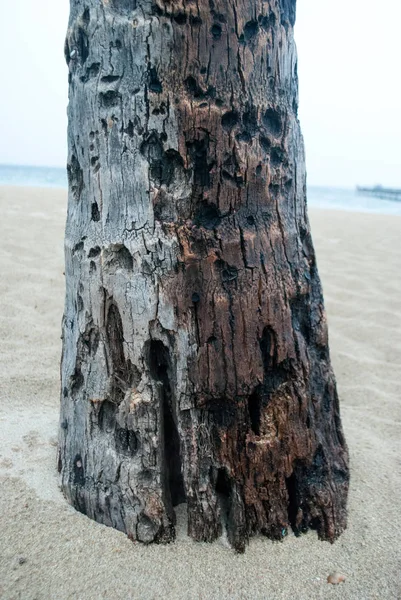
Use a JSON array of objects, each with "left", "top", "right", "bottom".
[{"left": 58, "top": 0, "right": 349, "bottom": 553}]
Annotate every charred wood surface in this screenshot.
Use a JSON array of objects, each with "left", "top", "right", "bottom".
[{"left": 59, "top": 0, "right": 349, "bottom": 552}]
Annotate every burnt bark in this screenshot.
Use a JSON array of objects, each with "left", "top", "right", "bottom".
[{"left": 59, "top": 0, "right": 349, "bottom": 552}]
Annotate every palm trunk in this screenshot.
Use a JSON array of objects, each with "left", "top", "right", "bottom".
[{"left": 59, "top": 0, "right": 349, "bottom": 552}]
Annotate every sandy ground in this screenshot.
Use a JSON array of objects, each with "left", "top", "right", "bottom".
[{"left": 0, "top": 185, "right": 400, "bottom": 600}]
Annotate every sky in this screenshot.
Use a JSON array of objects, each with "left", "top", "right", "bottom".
[{"left": 0, "top": 0, "right": 400, "bottom": 187}]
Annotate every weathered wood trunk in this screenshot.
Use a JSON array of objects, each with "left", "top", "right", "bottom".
[{"left": 59, "top": 0, "right": 349, "bottom": 552}]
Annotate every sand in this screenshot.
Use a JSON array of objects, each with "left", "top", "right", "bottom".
[{"left": 0, "top": 185, "right": 400, "bottom": 600}]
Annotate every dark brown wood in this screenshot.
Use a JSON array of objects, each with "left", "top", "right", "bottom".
[{"left": 59, "top": 0, "right": 349, "bottom": 553}]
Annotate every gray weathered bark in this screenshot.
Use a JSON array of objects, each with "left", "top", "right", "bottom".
[{"left": 58, "top": 0, "right": 349, "bottom": 552}]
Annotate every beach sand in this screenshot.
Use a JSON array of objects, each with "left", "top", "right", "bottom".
[{"left": 0, "top": 185, "right": 400, "bottom": 599}]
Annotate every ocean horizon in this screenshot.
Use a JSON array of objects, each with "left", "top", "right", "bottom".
[{"left": 1, "top": 163, "right": 401, "bottom": 216}]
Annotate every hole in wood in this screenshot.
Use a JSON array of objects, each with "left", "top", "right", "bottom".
[
  {"left": 236, "top": 131, "right": 252, "bottom": 144},
  {"left": 82, "top": 7, "right": 90, "bottom": 25},
  {"left": 71, "top": 367, "right": 84, "bottom": 395},
  {"left": 248, "top": 390, "right": 261, "bottom": 436},
  {"left": 77, "top": 27, "right": 89, "bottom": 64},
  {"left": 91, "top": 203, "right": 100, "bottom": 222},
  {"left": 173, "top": 12, "right": 187, "bottom": 24},
  {"left": 124, "top": 120, "right": 134, "bottom": 137},
  {"left": 88, "top": 246, "right": 101, "bottom": 258},
  {"left": 187, "top": 139, "right": 210, "bottom": 188},
  {"left": 115, "top": 426, "right": 138, "bottom": 455},
  {"left": 67, "top": 154, "right": 84, "bottom": 202},
  {"left": 106, "top": 302, "right": 132, "bottom": 402},
  {"left": 243, "top": 104, "right": 258, "bottom": 133},
  {"left": 116, "top": 245, "right": 133, "bottom": 270},
  {"left": 243, "top": 20, "right": 259, "bottom": 41},
  {"left": 270, "top": 146, "right": 286, "bottom": 166},
  {"left": 98, "top": 399, "right": 116, "bottom": 433},
  {"left": 148, "top": 66, "right": 163, "bottom": 93},
  {"left": 216, "top": 468, "right": 231, "bottom": 498},
  {"left": 110, "top": 0, "right": 137, "bottom": 14},
  {"left": 148, "top": 341, "right": 185, "bottom": 509},
  {"left": 221, "top": 111, "right": 239, "bottom": 130},
  {"left": 260, "top": 135, "right": 271, "bottom": 153},
  {"left": 80, "top": 62, "right": 100, "bottom": 83},
  {"left": 214, "top": 259, "right": 238, "bottom": 283},
  {"left": 215, "top": 468, "right": 232, "bottom": 533},
  {"left": 101, "top": 75, "right": 121, "bottom": 83},
  {"left": 193, "top": 202, "right": 221, "bottom": 229},
  {"left": 211, "top": 23, "right": 222, "bottom": 39},
  {"left": 190, "top": 15, "right": 202, "bottom": 26},
  {"left": 262, "top": 108, "right": 283, "bottom": 137},
  {"left": 73, "top": 454, "right": 85, "bottom": 486},
  {"left": 99, "top": 90, "right": 121, "bottom": 108}
]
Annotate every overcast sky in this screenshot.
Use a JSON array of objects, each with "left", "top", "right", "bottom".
[{"left": 0, "top": 0, "right": 400, "bottom": 187}]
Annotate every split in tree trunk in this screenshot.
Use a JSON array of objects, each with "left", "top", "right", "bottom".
[{"left": 59, "top": 0, "right": 349, "bottom": 553}]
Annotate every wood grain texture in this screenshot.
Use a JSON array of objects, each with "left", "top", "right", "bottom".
[{"left": 59, "top": 0, "right": 349, "bottom": 552}]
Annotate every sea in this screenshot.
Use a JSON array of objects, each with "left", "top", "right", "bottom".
[{"left": 1, "top": 164, "right": 401, "bottom": 216}]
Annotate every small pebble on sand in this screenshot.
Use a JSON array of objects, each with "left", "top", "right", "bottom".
[{"left": 327, "top": 572, "right": 346, "bottom": 585}]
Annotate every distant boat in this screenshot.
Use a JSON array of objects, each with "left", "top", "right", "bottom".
[{"left": 356, "top": 185, "right": 401, "bottom": 201}]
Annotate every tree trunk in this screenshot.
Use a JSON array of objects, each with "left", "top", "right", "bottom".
[{"left": 59, "top": 0, "right": 349, "bottom": 552}]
